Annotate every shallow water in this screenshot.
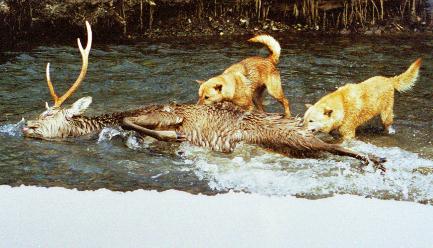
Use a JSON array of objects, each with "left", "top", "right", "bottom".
[{"left": 0, "top": 34, "right": 432, "bottom": 203}]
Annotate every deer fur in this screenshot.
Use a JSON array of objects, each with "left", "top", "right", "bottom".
[{"left": 23, "top": 99, "right": 386, "bottom": 171}]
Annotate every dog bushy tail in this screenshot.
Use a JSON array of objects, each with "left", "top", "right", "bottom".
[
  {"left": 392, "top": 58, "right": 422, "bottom": 92},
  {"left": 248, "top": 35, "right": 281, "bottom": 64}
]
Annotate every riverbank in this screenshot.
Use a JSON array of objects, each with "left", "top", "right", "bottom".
[
  {"left": 1, "top": 185, "right": 433, "bottom": 247},
  {"left": 1, "top": 0, "right": 432, "bottom": 50}
]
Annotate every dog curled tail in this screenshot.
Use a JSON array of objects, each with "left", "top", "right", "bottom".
[
  {"left": 248, "top": 35, "right": 281, "bottom": 64},
  {"left": 392, "top": 58, "right": 422, "bottom": 92}
]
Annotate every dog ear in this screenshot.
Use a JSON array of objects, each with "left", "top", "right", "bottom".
[
  {"left": 324, "top": 107, "right": 333, "bottom": 117},
  {"left": 214, "top": 84, "right": 223, "bottom": 92},
  {"left": 305, "top": 103, "right": 313, "bottom": 109},
  {"left": 195, "top": 80, "right": 205, "bottom": 84}
]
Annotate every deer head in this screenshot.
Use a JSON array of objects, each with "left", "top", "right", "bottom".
[{"left": 23, "top": 21, "right": 93, "bottom": 139}]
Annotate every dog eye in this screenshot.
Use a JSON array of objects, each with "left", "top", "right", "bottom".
[
  {"left": 309, "top": 120, "right": 313, "bottom": 123},
  {"left": 204, "top": 96, "right": 209, "bottom": 100}
]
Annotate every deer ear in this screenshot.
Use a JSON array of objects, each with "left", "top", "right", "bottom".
[
  {"left": 305, "top": 103, "right": 313, "bottom": 109},
  {"left": 214, "top": 84, "right": 223, "bottom": 92},
  {"left": 195, "top": 80, "right": 205, "bottom": 84},
  {"left": 324, "top": 107, "right": 333, "bottom": 117},
  {"left": 68, "top": 96, "right": 92, "bottom": 116}
]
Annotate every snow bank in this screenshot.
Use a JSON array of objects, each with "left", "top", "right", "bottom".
[{"left": 1, "top": 185, "right": 432, "bottom": 248}]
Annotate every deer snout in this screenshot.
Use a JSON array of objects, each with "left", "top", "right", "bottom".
[
  {"left": 22, "top": 125, "right": 34, "bottom": 135},
  {"left": 25, "top": 121, "right": 40, "bottom": 129},
  {"left": 22, "top": 121, "right": 40, "bottom": 135}
]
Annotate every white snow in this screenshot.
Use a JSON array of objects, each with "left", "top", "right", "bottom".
[{"left": 1, "top": 185, "right": 432, "bottom": 248}]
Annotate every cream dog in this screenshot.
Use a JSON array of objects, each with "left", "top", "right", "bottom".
[{"left": 304, "top": 58, "right": 422, "bottom": 140}]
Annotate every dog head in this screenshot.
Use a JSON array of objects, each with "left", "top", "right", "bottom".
[
  {"left": 196, "top": 76, "right": 226, "bottom": 105},
  {"left": 196, "top": 73, "right": 247, "bottom": 105},
  {"left": 303, "top": 103, "right": 343, "bottom": 134}
]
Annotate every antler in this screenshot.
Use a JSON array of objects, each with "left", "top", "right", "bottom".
[{"left": 46, "top": 21, "right": 92, "bottom": 108}]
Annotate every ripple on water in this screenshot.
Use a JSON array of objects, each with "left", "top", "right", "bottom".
[
  {"left": 1, "top": 35, "right": 432, "bottom": 203},
  {"left": 16, "top": 54, "right": 35, "bottom": 61}
]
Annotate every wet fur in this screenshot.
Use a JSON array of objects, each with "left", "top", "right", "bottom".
[
  {"left": 197, "top": 35, "right": 291, "bottom": 117},
  {"left": 24, "top": 100, "right": 385, "bottom": 170},
  {"left": 304, "top": 58, "right": 422, "bottom": 140},
  {"left": 122, "top": 102, "right": 385, "bottom": 169}
]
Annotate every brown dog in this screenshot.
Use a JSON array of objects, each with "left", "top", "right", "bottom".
[
  {"left": 196, "top": 35, "right": 291, "bottom": 117},
  {"left": 303, "top": 58, "right": 422, "bottom": 140}
]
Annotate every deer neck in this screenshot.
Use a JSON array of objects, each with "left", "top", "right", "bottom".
[{"left": 66, "top": 112, "right": 125, "bottom": 137}]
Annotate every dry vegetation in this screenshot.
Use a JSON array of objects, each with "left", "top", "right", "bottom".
[{"left": 0, "top": 0, "right": 430, "bottom": 45}]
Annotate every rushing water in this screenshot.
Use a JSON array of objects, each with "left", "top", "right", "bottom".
[{"left": 0, "top": 34, "right": 432, "bottom": 203}]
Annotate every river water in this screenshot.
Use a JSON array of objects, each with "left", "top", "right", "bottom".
[{"left": 0, "top": 34, "right": 432, "bottom": 203}]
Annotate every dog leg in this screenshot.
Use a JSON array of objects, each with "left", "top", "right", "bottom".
[
  {"left": 338, "top": 125, "right": 356, "bottom": 140},
  {"left": 253, "top": 87, "right": 266, "bottom": 112},
  {"left": 265, "top": 74, "right": 291, "bottom": 117},
  {"left": 380, "top": 103, "right": 395, "bottom": 134},
  {"left": 279, "top": 97, "right": 291, "bottom": 118}
]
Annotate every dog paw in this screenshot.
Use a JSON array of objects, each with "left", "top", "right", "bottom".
[{"left": 387, "top": 126, "right": 396, "bottom": 135}]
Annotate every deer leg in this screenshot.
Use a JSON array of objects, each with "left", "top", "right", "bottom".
[
  {"left": 323, "top": 143, "right": 386, "bottom": 172},
  {"left": 122, "top": 117, "right": 186, "bottom": 142}
]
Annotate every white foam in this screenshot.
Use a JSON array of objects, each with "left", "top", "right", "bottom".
[
  {"left": 97, "top": 127, "right": 157, "bottom": 150},
  {"left": 0, "top": 118, "right": 25, "bottom": 137},
  {"left": 97, "top": 127, "right": 124, "bottom": 143},
  {"left": 181, "top": 141, "right": 433, "bottom": 203}
]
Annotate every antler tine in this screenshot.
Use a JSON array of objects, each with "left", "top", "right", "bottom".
[
  {"left": 54, "top": 21, "right": 92, "bottom": 107},
  {"left": 46, "top": 63, "right": 59, "bottom": 105}
]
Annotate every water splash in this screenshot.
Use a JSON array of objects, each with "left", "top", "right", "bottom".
[
  {"left": 0, "top": 118, "right": 25, "bottom": 137},
  {"left": 346, "top": 140, "right": 433, "bottom": 170},
  {"left": 97, "top": 127, "right": 151, "bottom": 150},
  {"left": 180, "top": 141, "right": 433, "bottom": 203},
  {"left": 97, "top": 127, "right": 124, "bottom": 143}
]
